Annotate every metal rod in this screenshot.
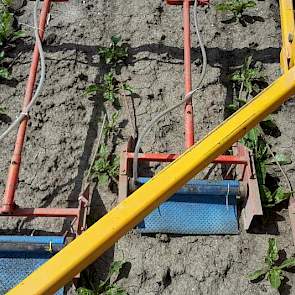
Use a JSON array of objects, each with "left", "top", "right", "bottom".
[
  {"left": 8, "top": 68, "right": 295, "bottom": 295},
  {"left": 0, "top": 208, "right": 79, "bottom": 217},
  {"left": 183, "top": 0, "right": 194, "bottom": 148},
  {"left": 2, "top": 0, "right": 52, "bottom": 213},
  {"left": 127, "top": 152, "right": 248, "bottom": 164}
]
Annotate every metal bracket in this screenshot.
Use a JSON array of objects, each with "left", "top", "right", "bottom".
[{"left": 233, "top": 143, "right": 263, "bottom": 230}]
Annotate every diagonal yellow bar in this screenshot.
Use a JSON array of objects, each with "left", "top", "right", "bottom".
[{"left": 9, "top": 68, "right": 295, "bottom": 295}]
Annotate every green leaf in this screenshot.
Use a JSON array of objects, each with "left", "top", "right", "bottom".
[
  {"left": 98, "top": 173, "right": 109, "bottom": 185},
  {"left": 105, "top": 284, "right": 127, "bottom": 295},
  {"left": 0, "top": 50, "right": 5, "bottom": 60},
  {"left": 248, "top": 268, "right": 268, "bottom": 281},
  {"left": 0, "top": 105, "right": 6, "bottom": 115},
  {"left": 278, "top": 258, "right": 295, "bottom": 270},
  {"left": 13, "top": 30, "right": 25, "bottom": 39},
  {"left": 226, "top": 103, "right": 239, "bottom": 112},
  {"left": 85, "top": 84, "right": 98, "bottom": 95},
  {"left": 0, "top": 66, "right": 10, "bottom": 79},
  {"left": 269, "top": 154, "right": 292, "bottom": 166},
  {"left": 265, "top": 238, "right": 279, "bottom": 267},
  {"left": 273, "top": 187, "right": 291, "bottom": 205},
  {"left": 111, "top": 35, "right": 121, "bottom": 45},
  {"left": 267, "top": 268, "right": 283, "bottom": 289},
  {"left": 76, "top": 287, "right": 95, "bottom": 295},
  {"left": 122, "top": 83, "right": 134, "bottom": 94},
  {"left": 109, "top": 261, "right": 124, "bottom": 277}
]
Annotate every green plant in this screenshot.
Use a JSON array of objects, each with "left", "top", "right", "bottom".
[
  {"left": 215, "top": 0, "right": 256, "bottom": 20},
  {"left": 86, "top": 72, "right": 134, "bottom": 107},
  {"left": 104, "top": 112, "right": 119, "bottom": 138},
  {"left": 0, "top": 104, "right": 6, "bottom": 114},
  {"left": 240, "top": 127, "right": 292, "bottom": 206},
  {"left": 0, "top": 3, "right": 24, "bottom": 46},
  {"left": 249, "top": 238, "right": 295, "bottom": 289},
  {"left": 0, "top": 50, "right": 9, "bottom": 78},
  {"left": 86, "top": 72, "right": 119, "bottom": 104},
  {"left": 77, "top": 261, "right": 127, "bottom": 295},
  {"left": 98, "top": 35, "right": 128, "bottom": 65},
  {"left": 0, "top": 0, "right": 24, "bottom": 80},
  {"left": 91, "top": 144, "right": 119, "bottom": 185},
  {"left": 228, "top": 56, "right": 265, "bottom": 112}
]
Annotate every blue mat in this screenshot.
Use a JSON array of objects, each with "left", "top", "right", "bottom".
[
  {"left": 137, "top": 178, "right": 239, "bottom": 235},
  {"left": 0, "top": 236, "right": 64, "bottom": 294}
]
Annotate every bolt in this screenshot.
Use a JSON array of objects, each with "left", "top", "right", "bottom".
[{"left": 288, "top": 33, "right": 294, "bottom": 43}]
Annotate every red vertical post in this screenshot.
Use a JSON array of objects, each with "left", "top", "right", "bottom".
[
  {"left": 183, "top": 0, "right": 194, "bottom": 148},
  {"left": 1, "top": 0, "right": 52, "bottom": 213}
]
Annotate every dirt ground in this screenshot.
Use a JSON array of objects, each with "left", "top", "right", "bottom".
[{"left": 1, "top": 0, "right": 295, "bottom": 294}]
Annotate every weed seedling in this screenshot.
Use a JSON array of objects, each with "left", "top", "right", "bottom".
[
  {"left": 228, "top": 57, "right": 291, "bottom": 206},
  {"left": 86, "top": 72, "right": 134, "bottom": 108},
  {"left": 104, "top": 112, "right": 119, "bottom": 139},
  {"left": 86, "top": 72, "right": 120, "bottom": 104},
  {"left": 98, "top": 35, "right": 128, "bottom": 65},
  {"left": 0, "top": 50, "right": 9, "bottom": 78},
  {"left": 77, "top": 261, "right": 127, "bottom": 295},
  {"left": 249, "top": 238, "right": 295, "bottom": 289},
  {"left": 228, "top": 56, "right": 265, "bottom": 112},
  {"left": 0, "top": 0, "right": 24, "bottom": 80},
  {"left": 0, "top": 1, "right": 24, "bottom": 46},
  {"left": 241, "top": 127, "right": 292, "bottom": 206},
  {"left": 215, "top": 0, "right": 256, "bottom": 20},
  {"left": 91, "top": 144, "right": 119, "bottom": 185},
  {"left": 0, "top": 105, "right": 6, "bottom": 115}
]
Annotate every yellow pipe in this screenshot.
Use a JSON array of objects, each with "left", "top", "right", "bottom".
[
  {"left": 280, "top": 0, "right": 295, "bottom": 71},
  {"left": 8, "top": 67, "right": 295, "bottom": 295}
]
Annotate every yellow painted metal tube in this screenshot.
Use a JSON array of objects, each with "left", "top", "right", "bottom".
[
  {"left": 9, "top": 68, "right": 295, "bottom": 295},
  {"left": 279, "top": 0, "right": 295, "bottom": 71}
]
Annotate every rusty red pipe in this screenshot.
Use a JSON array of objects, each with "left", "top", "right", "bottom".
[
  {"left": 127, "top": 152, "right": 248, "bottom": 165},
  {"left": 0, "top": 208, "right": 79, "bottom": 217},
  {"left": 183, "top": 0, "right": 194, "bottom": 148},
  {"left": 2, "top": 0, "right": 52, "bottom": 213}
]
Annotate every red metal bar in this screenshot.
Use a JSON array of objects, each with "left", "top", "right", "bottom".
[
  {"left": 127, "top": 152, "right": 248, "bottom": 164},
  {"left": 167, "top": 0, "right": 209, "bottom": 5},
  {"left": 2, "top": 0, "right": 52, "bottom": 213},
  {"left": 183, "top": 0, "right": 194, "bottom": 148},
  {"left": 0, "top": 207, "right": 79, "bottom": 217}
]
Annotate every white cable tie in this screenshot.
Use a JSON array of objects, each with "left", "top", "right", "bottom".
[
  {"left": 225, "top": 183, "right": 230, "bottom": 211},
  {"left": 20, "top": 111, "right": 29, "bottom": 117}
]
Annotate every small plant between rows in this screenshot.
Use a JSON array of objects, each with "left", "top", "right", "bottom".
[
  {"left": 249, "top": 238, "right": 295, "bottom": 289},
  {"left": 215, "top": 0, "right": 264, "bottom": 26},
  {"left": 0, "top": 0, "right": 24, "bottom": 79},
  {"left": 215, "top": 0, "right": 256, "bottom": 21},
  {"left": 228, "top": 56, "right": 292, "bottom": 207},
  {"left": 77, "top": 261, "right": 127, "bottom": 295},
  {"left": 0, "top": 0, "right": 24, "bottom": 118},
  {"left": 86, "top": 35, "right": 134, "bottom": 186},
  {"left": 86, "top": 72, "right": 133, "bottom": 107}
]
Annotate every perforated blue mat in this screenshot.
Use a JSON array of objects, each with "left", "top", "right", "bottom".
[
  {"left": 0, "top": 236, "right": 64, "bottom": 294},
  {"left": 137, "top": 178, "right": 239, "bottom": 235}
]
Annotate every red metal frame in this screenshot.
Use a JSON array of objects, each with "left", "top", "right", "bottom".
[
  {"left": 126, "top": 152, "right": 248, "bottom": 164},
  {"left": 119, "top": 0, "right": 263, "bottom": 232},
  {"left": 0, "top": 0, "right": 90, "bottom": 237},
  {"left": 3, "top": 0, "right": 51, "bottom": 213},
  {"left": 183, "top": 0, "right": 194, "bottom": 148},
  {"left": 166, "top": 0, "right": 210, "bottom": 8}
]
